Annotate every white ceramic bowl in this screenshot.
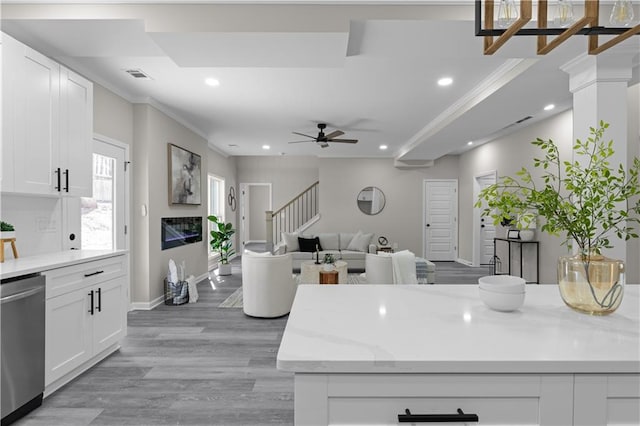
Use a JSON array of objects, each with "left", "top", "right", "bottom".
[
  {"left": 479, "top": 288, "right": 525, "bottom": 312},
  {"left": 478, "top": 275, "right": 526, "bottom": 294}
]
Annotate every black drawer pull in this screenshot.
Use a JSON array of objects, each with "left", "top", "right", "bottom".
[
  {"left": 398, "top": 408, "right": 479, "bottom": 423},
  {"left": 88, "top": 290, "right": 94, "bottom": 315},
  {"left": 84, "top": 270, "right": 104, "bottom": 278}
]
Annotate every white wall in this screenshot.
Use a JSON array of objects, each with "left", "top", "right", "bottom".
[{"left": 458, "top": 110, "right": 574, "bottom": 284}]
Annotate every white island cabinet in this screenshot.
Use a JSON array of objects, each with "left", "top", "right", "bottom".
[{"left": 277, "top": 285, "right": 640, "bottom": 426}]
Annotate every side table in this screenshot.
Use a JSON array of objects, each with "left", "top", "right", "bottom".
[
  {"left": 319, "top": 270, "right": 339, "bottom": 285},
  {"left": 493, "top": 237, "right": 539, "bottom": 284}
]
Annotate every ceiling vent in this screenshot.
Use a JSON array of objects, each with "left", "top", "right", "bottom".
[
  {"left": 125, "top": 69, "right": 152, "bottom": 80},
  {"left": 500, "top": 115, "right": 533, "bottom": 131},
  {"left": 515, "top": 115, "right": 533, "bottom": 124}
]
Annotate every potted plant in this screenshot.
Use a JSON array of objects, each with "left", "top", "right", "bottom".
[
  {"left": 476, "top": 121, "right": 640, "bottom": 315},
  {"left": 0, "top": 221, "right": 16, "bottom": 239},
  {"left": 322, "top": 253, "right": 336, "bottom": 271},
  {"left": 208, "top": 215, "right": 235, "bottom": 276}
]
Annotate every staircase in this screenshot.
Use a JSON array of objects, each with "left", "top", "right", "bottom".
[{"left": 266, "top": 181, "right": 319, "bottom": 252}]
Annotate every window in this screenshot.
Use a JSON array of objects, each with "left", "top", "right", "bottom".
[
  {"left": 81, "top": 153, "right": 115, "bottom": 250},
  {"left": 208, "top": 174, "right": 225, "bottom": 255}
]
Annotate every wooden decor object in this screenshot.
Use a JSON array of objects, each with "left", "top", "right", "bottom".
[
  {"left": 537, "top": 0, "right": 598, "bottom": 55},
  {"left": 0, "top": 238, "right": 19, "bottom": 263}
]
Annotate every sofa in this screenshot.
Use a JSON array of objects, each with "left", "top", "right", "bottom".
[{"left": 273, "top": 231, "right": 376, "bottom": 271}]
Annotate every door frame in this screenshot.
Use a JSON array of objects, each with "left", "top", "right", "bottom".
[
  {"left": 423, "top": 179, "right": 458, "bottom": 261},
  {"left": 239, "top": 182, "right": 272, "bottom": 251},
  {"left": 473, "top": 170, "right": 497, "bottom": 267},
  {"left": 93, "top": 133, "right": 130, "bottom": 308}
]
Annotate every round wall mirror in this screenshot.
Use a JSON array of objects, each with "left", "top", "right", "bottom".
[{"left": 357, "top": 186, "right": 386, "bottom": 215}]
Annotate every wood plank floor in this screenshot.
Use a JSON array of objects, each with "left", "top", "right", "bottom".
[{"left": 15, "top": 257, "right": 490, "bottom": 426}]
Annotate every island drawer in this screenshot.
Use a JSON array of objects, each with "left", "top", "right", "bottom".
[
  {"left": 44, "top": 255, "right": 127, "bottom": 298},
  {"left": 295, "top": 374, "right": 574, "bottom": 425}
]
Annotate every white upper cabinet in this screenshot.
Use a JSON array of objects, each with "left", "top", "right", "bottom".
[
  {"left": 60, "top": 68, "right": 93, "bottom": 197},
  {"left": 1, "top": 32, "right": 92, "bottom": 197}
]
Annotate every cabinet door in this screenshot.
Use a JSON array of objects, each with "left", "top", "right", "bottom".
[
  {"left": 574, "top": 375, "right": 640, "bottom": 426},
  {"left": 45, "top": 288, "right": 92, "bottom": 386},
  {"left": 1, "top": 34, "right": 17, "bottom": 192},
  {"left": 59, "top": 67, "right": 92, "bottom": 197},
  {"left": 92, "top": 278, "right": 125, "bottom": 355},
  {"left": 13, "top": 38, "right": 60, "bottom": 195}
]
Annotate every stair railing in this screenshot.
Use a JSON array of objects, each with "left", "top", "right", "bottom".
[{"left": 266, "top": 181, "right": 319, "bottom": 252}]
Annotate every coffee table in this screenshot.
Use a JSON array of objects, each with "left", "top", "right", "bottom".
[{"left": 300, "top": 260, "right": 348, "bottom": 284}]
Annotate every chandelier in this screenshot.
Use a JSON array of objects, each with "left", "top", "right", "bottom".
[{"left": 475, "top": 0, "right": 640, "bottom": 55}]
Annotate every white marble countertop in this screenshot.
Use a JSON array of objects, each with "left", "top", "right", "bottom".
[
  {"left": 277, "top": 284, "right": 640, "bottom": 374},
  {"left": 0, "top": 249, "right": 128, "bottom": 280}
]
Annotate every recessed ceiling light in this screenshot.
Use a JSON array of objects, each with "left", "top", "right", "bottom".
[
  {"left": 379, "top": 145, "right": 388, "bottom": 150},
  {"left": 544, "top": 104, "right": 555, "bottom": 111},
  {"left": 205, "top": 78, "right": 220, "bottom": 87},
  {"left": 438, "top": 77, "right": 453, "bottom": 86},
  {"left": 467, "top": 141, "right": 473, "bottom": 146},
  {"left": 262, "top": 145, "right": 270, "bottom": 150}
]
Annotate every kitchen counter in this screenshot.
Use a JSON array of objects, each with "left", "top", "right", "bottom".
[
  {"left": 0, "top": 249, "right": 128, "bottom": 280},
  {"left": 278, "top": 284, "right": 640, "bottom": 374},
  {"left": 277, "top": 285, "right": 640, "bottom": 425}
]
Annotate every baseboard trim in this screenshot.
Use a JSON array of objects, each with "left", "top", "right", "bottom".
[
  {"left": 130, "top": 294, "right": 165, "bottom": 311},
  {"left": 456, "top": 258, "right": 473, "bottom": 266}
]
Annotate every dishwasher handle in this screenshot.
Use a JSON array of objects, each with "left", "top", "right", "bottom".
[{"left": 0, "top": 286, "right": 45, "bottom": 304}]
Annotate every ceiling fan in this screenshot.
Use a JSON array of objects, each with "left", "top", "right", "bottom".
[{"left": 288, "top": 123, "right": 358, "bottom": 148}]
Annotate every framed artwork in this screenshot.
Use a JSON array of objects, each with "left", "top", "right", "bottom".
[
  {"left": 168, "top": 143, "right": 201, "bottom": 205},
  {"left": 507, "top": 229, "right": 520, "bottom": 240}
]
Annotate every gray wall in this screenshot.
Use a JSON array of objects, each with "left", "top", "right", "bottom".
[
  {"left": 94, "top": 84, "right": 134, "bottom": 145},
  {"left": 207, "top": 149, "right": 238, "bottom": 270}
]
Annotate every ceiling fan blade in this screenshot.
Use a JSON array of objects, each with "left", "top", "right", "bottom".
[
  {"left": 288, "top": 140, "right": 313, "bottom": 144},
  {"left": 324, "top": 130, "right": 344, "bottom": 139},
  {"left": 292, "top": 131, "right": 316, "bottom": 139},
  {"left": 328, "top": 139, "right": 358, "bottom": 144}
]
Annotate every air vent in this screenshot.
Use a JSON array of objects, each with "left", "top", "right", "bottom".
[
  {"left": 515, "top": 115, "right": 533, "bottom": 124},
  {"left": 125, "top": 69, "right": 152, "bottom": 80},
  {"left": 500, "top": 115, "right": 534, "bottom": 131}
]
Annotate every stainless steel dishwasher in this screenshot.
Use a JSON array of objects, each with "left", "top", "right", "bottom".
[{"left": 1, "top": 273, "right": 45, "bottom": 426}]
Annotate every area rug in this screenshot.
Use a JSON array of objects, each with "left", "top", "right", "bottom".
[{"left": 218, "top": 273, "right": 363, "bottom": 308}]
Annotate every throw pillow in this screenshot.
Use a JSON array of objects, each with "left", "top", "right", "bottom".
[
  {"left": 317, "top": 233, "right": 339, "bottom": 251},
  {"left": 339, "top": 232, "right": 356, "bottom": 250},
  {"left": 346, "top": 231, "right": 373, "bottom": 252},
  {"left": 298, "top": 236, "right": 322, "bottom": 253},
  {"left": 281, "top": 232, "right": 299, "bottom": 252}
]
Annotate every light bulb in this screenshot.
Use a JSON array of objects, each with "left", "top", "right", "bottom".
[
  {"left": 553, "top": 0, "right": 574, "bottom": 28},
  {"left": 497, "top": 0, "right": 519, "bottom": 28},
  {"left": 610, "top": 0, "right": 635, "bottom": 27}
]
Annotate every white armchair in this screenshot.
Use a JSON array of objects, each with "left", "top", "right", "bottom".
[
  {"left": 362, "top": 251, "right": 418, "bottom": 284},
  {"left": 241, "top": 252, "right": 297, "bottom": 318}
]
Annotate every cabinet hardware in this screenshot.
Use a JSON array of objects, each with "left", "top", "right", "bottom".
[
  {"left": 55, "top": 168, "right": 61, "bottom": 191},
  {"left": 84, "top": 270, "right": 104, "bottom": 278},
  {"left": 63, "top": 169, "right": 69, "bottom": 192},
  {"left": 398, "top": 408, "right": 479, "bottom": 423},
  {"left": 88, "top": 290, "right": 94, "bottom": 315},
  {"left": 96, "top": 288, "right": 102, "bottom": 313}
]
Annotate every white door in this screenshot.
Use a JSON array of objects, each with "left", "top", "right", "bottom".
[
  {"left": 478, "top": 176, "right": 497, "bottom": 265},
  {"left": 473, "top": 172, "right": 497, "bottom": 266},
  {"left": 424, "top": 180, "right": 458, "bottom": 261},
  {"left": 81, "top": 137, "right": 128, "bottom": 250}
]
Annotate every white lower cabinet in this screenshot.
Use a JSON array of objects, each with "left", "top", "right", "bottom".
[
  {"left": 44, "top": 254, "right": 127, "bottom": 394},
  {"left": 295, "top": 373, "right": 639, "bottom": 426}
]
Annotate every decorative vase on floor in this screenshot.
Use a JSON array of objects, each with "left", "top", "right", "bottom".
[
  {"left": 218, "top": 263, "right": 232, "bottom": 276},
  {"left": 557, "top": 253, "right": 625, "bottom": 315}
]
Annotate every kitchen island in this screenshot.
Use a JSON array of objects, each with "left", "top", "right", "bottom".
[{"left": 277, "top": 284, "right": 640, "bottom": 425}]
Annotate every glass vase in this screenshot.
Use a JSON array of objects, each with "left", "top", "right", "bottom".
[{"left": 557, "top": 253, "right": 625, "bottom": 315}]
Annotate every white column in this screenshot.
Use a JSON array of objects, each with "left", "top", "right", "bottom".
[{"left": 561, "top": 45, "right": 637, "bottom": 262}]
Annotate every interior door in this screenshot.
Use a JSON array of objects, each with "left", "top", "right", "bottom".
[
  {"left": 424, "top": 180, "right": 458, "bottom": 261},
  {"left": 476, "top": 174, "right": 497, "bottom": 265}
]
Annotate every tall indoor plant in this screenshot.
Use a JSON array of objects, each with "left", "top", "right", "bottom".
[
  {"left": 208, "top": 215, "right": 235, "bottom": 276},
  {"left": 476, "top": 122, "right": 640, "bottom": 315}
]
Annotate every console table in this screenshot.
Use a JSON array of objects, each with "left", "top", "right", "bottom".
[{"left": 493, "top": 237, "right": 539, "bottom": 284}]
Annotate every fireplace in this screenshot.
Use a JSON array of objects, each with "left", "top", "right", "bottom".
[{"left": 161, "top": 216, "right": 203, "bottom": 250}]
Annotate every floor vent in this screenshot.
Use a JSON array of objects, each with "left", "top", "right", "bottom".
[{"left": 125, "top": 69, "right": 152, "bottom": 80}]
